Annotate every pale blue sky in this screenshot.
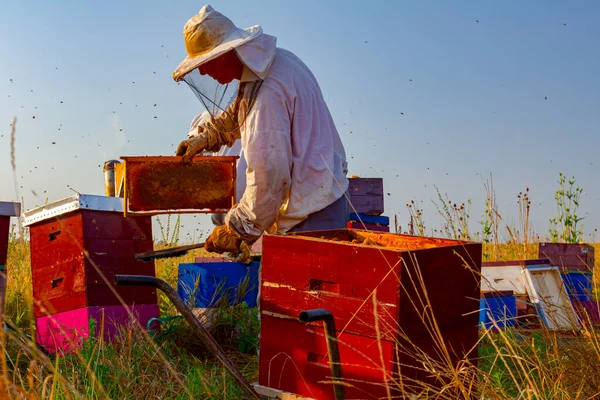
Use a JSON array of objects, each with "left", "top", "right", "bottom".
[{"left": 1, "top": 1, "right": 599, "bottom": 242}]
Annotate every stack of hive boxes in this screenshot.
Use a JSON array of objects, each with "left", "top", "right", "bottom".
[
  {"left": 23, "top": 194, "right": 159, "bottom": 354},
  {"left": 539, "top": 243, "right": 597, "bottom": 324},
  {"left": 347, "top": 177, "right": 390, "bottom": 232},
  {"left": 258, "top": 229, "right": 481, "bottom": 398}
]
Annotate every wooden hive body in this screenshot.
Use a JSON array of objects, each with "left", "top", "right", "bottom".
[
  {"left": 24, "top": 195, "right": 157, "bottom": 317},
  {"left": 539, "top": 242, "right": 595, "bottom": 271},
  {"left": 259, "top": 229, "right": 482, "bottom": 399},
  {"left": 0, "top": 202, "right": 20, "bottom": 267}
]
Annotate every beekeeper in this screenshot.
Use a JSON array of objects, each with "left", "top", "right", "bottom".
[{"left": 174, "top": 5, "right": 349, "bottom": 258}]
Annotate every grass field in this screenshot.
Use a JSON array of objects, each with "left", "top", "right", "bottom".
[
  {"left": 3, "top": 234, "right": 600, "bottom": 399},
  {"left": 2, "top": 176, "right": 600, "bottom": 399}
]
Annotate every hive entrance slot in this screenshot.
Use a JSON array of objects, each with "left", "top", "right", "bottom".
[
  {"left": 309, "top": 279, "right": 339, "bottom": 294},
  {"left": 306, "top": 351, "right": 329, "bottom": 365},
  {"left": 51, "top": 277, "right": 64, "bottom": 288},
  {"left": 49, "top": 231, "right": 61, "bottom": 241}
]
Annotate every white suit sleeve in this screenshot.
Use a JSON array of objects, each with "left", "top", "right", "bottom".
[{"left": 224, "top": 91, "right": 292, "bottom": 243}]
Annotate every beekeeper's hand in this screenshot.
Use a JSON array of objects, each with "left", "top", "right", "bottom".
[
  {"left": 205, "top": 225, "right": 251, "bottom": 263},
  {"left": 176, "top": 135, "right": 208, "bottom": 163}
]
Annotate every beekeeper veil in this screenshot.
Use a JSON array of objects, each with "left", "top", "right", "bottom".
[{"left": 173, "top": 5, "right": 277, "bottom": 141}]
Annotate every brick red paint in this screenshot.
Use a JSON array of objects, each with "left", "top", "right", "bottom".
[
  {"left": 259, "top": 315, "right": 395, "bottom": 400},
  {"left": 260, "top": 229, "right": 481, "bottom": 396},
  {"left": 261, "top": 284, "right": 398, "bottom": 340},
  {"left": 29, "top": 209, "right": 157, "bottom": 317}
]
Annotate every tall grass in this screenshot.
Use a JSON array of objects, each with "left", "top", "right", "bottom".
[{"left": 2, "top": 172, "right": 600, "bottom": 399}]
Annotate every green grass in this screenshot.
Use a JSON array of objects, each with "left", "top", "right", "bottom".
[
  {"left": 4, "top": 226, "right": 600, "bottom": 398},
  {"left": 2, "top": 234, "right": 258, "bottom": 399}
]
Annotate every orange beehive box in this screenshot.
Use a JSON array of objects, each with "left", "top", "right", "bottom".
[{"left": 120, "top": 156, "right": 238, "bottom": 216}]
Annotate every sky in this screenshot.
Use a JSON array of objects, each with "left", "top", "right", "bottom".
[{"left": 1, "top": 1, "right": 599, "bottom": 243}]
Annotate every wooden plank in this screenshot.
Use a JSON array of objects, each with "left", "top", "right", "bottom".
[
  {"left": 253, "top": 384, "right": 314, "bottom": 400},
  {"left": 261, "top": 285, "right": 398, "bottom": 340},
  {"left": 348, "top": 178, "right": 383, "bottom": 195},
  {"left": 522, "top": 267, "right": 580, "bottom": 330},
  {"left": 262, "top": 234, "right": 402, "bottom": 304},
  {"left": 539, "top": 243, "right": 594, "bottom": 271},
  {"left": 82, "top": 211, "right": 153, "bottom": 240},
  {"left": 481, "top": 265, "right": 528, "bottom": 295},
  {"left": 347, "top": 222, "right": 389, "bottom": 232},
  {"left": 259, "top": 315, "right": 395, "bottom": 400},
  {"left": 346, "top": 196, "right": 384, "bottom": 215},
  {"left": 348, "top": 178, "right": 384, "bottom": 214}
]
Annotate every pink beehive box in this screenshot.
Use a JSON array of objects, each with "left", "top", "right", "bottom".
[{"left": 36, "top": 304, "right": 159, "bottom": 354}]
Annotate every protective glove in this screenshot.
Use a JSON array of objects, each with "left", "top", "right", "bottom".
[
  {"left": 176, "top": 134, "right": 208, "bottom": 163},
  {"left": 204, "top": 225, "right": 252, "bottom": 264}
]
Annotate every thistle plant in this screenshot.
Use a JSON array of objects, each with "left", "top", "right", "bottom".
[{"left": 548, "top": 172, "right": 584, "bottom": 244}]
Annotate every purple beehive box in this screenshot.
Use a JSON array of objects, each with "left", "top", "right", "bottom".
[{"left": 348, "top": 178, "right": 384, "bottom": 215}]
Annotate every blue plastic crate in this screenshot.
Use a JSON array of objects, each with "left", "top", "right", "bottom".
[
  {"left": 479, "top": 292, "right": 517, "bottom": 330},
  {"left": 177, "top": 261, "right": 260, "bottom": 308},
  {"left": 561, "top": 271, "right": 593, "bottom": 301},
  {"left": 348, "top": 213, "right": 389, "bottom": 225}
]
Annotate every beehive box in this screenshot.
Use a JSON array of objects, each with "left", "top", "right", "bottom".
[
  {"left": 121, "top": 156, "right": 237, "bottom": 216},
  {"left": 36, "top": 304, "right": 159, "bottom": 354},
  {"left": 0, "top": 202, "right": 20, "bottom": 268},
  {"left": 259, "top": 229, "right": 482, "bottom": 398},
  {"left": 348, "top": 178, "right": 384, "bottom": 215},
  {"left": 539, "top": 242, "right": 594, "bottom": 271},
  {"left": 23, "top": 195, "right": 157, "bottom": 317},
  {"left": 177, "top": 260, "right": 260, "bottom": 308}
]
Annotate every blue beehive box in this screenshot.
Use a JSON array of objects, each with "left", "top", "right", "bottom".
[
  {"left": 561, "top": 271, "right": 593, "bottom": 301},
  {"left": 177, "top": 261, "right": 260, "bottom": 308},
  {"left": 479, "top": 291, "right": 517, "bottom": 330},
  {"left": 348, "top": 212, "right": 390, "bottom": 226}
]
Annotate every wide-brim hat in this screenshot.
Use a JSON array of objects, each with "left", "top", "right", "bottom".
[{"left": 172, "top": 5, "right": 262, "bottom": 81}]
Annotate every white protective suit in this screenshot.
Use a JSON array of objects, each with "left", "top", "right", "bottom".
[{"left": 198, "top": 33, "right": 349, "bottom": 243}]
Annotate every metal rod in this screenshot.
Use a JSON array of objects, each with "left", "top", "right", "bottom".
[
  {"left": 299, "top": 308, "right": 345, "bottom": 400},
  {"left": 135, "top": 242, "right": 206, "bottom": 262},
  {"left": 114, "top": 275, "right": 260, "bottom": 399}
]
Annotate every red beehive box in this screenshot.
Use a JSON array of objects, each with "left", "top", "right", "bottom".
[
  {"left": 539, "top": 242, "right": 595, "bottom": 272},
  {"left": 23, "top": 195, "right": 157, "bottom": 317},
  {"left": 259, "top": 229, "right": 481, "bottom": 399}
]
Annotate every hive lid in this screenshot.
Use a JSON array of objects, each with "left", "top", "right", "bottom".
[
  {"left": 0, "top": 202, "right": 21, "bottom": 217},
  {"left": 23, "top": 194, "right": 123, "bottom": 226}
]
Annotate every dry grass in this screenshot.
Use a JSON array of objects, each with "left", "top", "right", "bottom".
[
  {"left": 2, "top": 226, "right": 600, "bottom": 398},
  {"left": 2, "top": 232, "right": 257, "bottom": 399}
]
